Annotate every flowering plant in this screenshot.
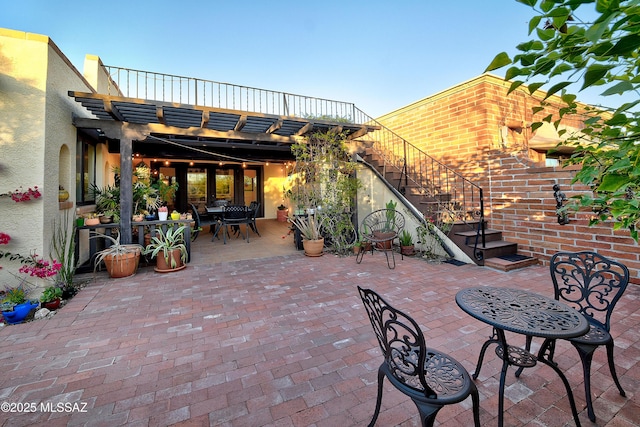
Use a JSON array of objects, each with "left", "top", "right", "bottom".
[
  {"left": 0, "top": 186, "right": 42, "bottom": 202},
  {"left": 158, "top": 206, "right": 168, "bottom": 212}
]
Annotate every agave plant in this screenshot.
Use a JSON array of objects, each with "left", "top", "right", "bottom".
[{"left": 142, "top": 225, "right": 188, "bottom": 269}]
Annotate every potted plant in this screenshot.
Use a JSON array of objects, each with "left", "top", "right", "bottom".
[
  {"left": 92, "top": 232, "right": 142, "bottom": 278},
  {"left": 1, "top": 281, "right": 38, "bottom": 324},
  {"left": 143, "top": 225, "right": 188, "bottom": 272},
  {"left": 374, "top": 200, "right": 398, "bottom": 250},
  {"left": 277, "top": 204, "right": 288, "bottom": 222},
  {"left": 40, "top": 285, "right": 63, "bottom": 310},
  {"left": 158, "top": 206, "right": 169, "bottom": 221},
  {"left": 290, "top": 214, "right": 324, "bottom": 257},
  {"left": 399, "top": 229, "right": 415, "bottom": 256}
]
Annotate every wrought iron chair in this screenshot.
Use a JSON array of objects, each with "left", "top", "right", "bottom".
[
  {"left": 358, "top": 287, "right": 480, "bottom": 427},
  {"left": 247, "top": 201, "right": 261, "bottom": 236},
  {"left": 517, "top": 251, "right": 629, "bottom": 422},
  {"left": 356, "top": 209, "right": 405, "bottom": 269},
  {"left": 212, "top": 205, "right": 251, "bottom": 244}
]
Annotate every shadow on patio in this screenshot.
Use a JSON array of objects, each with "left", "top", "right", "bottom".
[{"left": 0, "top": 220, "right": 638, "bottom": 426}]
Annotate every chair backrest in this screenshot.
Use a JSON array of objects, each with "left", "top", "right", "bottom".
[
  {"left": 224, "top": 204, "right": 248, "bottom": 220},
  {"left": 358, "top": 286, "right": 436, "bottom": 397},
  {"left": 550, "top": 251, "right": 629, "bottom": 332},
  {"left": 360, "top": 209, "right": 405, "bottom": 237},
  {"left": 248, "top": 201, "right": 260, "bottom": 218}
]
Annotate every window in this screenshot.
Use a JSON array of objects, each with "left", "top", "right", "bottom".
[{"left": 76, "top": 134, "right": 97, "bottom": 204}]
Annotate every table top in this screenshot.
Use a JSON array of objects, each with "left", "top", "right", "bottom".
[{"left": 456, "top": 287, "right": 589, "bottom": 339}]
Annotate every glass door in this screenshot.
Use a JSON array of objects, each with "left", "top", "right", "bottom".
[
  {"left": 187, "top": 168, "right": 207, "bottom": 212},
  {"left": 214, "top": 169, "right": 234, "bottom": 204}
]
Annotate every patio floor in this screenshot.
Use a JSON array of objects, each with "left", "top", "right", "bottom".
[{"left": 0, "top": 220, "right": 638, "bottom": 426}]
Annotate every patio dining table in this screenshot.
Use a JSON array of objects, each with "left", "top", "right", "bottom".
[{"left": 456, "top": 286, "right": 590, "bottom": 427}]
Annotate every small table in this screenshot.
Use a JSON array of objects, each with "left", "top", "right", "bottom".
[{"left": 456, "top": 286, "right": 589, "bottom": 427}]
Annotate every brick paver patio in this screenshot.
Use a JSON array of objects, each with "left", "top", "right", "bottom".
[{"left": 0, "top": 220, "right": 638, "bottom": 426}]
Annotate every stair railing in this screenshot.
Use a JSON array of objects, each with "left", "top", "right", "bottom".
[{"left": 353, "top": 107, "right": 486, "bottom": 260}]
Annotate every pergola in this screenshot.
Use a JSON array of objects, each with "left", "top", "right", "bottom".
[{"left": 69, "top": 91, "right": 378, "bottom": 243}]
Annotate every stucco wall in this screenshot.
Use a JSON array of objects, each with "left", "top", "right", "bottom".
[{"left": 0, "top": 29, "right": 94, "bottom": 286}]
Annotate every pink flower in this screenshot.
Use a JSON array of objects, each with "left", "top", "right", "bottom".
[
  {"left": 0, "top": 232, "right": 10, "bottom": 245},
  {"left": 17, "top": 254, "right": 61, "bottom": 278},
  {"left": 2, "top": 186, "right": 42, "bottom": 203}
]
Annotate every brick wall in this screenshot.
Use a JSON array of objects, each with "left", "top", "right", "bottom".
[{"left": 377, "top": 74, "right": 639, "bottom": 283}]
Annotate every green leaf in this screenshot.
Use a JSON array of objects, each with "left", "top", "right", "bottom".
[
  {"left": 605, "top": 113, "right": 628, "bottom": 126},
  {"left": 507, "top": 80, "right": 525, "bottom": 94},
  {"left": 505, "top": 66, "right": 522, "bottom": 80},
  {"left": 516, "top": 0, "right": 537, "bottom": 6},
  {"left": 528, "top": 82, "right": 546, "bottom": 94},
  {"left": 534, "top": 57, "right": 556, "bottom": 75},
  {"left": 607, "top": 34, "right": 640, "bottom": 56},
  {"left": 532, "top": 106, "right": 546, "bottom": 114},
  {"left": 601, "top": 81, "right": 634, "bottom": 96},
  {"left": 537, "top": 27, "right": 557, "bottom": 41},
  {"left": 585, "top": 16, "right": 614, "bottom": 43},
  {"left": 543, "top": 81, "right": 572, "bottom": 99},
  {"left": 597, "top": 174, "right": 630, "bottom": 192},
  {"left": 531, "top": 121, "right": 544, "bottom": 132},
  {"left": 581, "top": 64, "right": 614, "bottom": 90},
  {"left": 550, "top": 62, "right": 573, "bottom": 77},
  {"left": 528, "top": 15, "right": 542, "bottom": 34},
  {"left": 485, "top": 52, "right": 512, "bottom": 72}
]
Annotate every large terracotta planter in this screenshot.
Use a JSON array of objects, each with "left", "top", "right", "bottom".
[
  {"left": 103, "top": 250, "right": 140, "bottom": 278},
  {"left": 155, "top": 249, "right": 186, "bottom": 272},
  {"left": 277, "top": 209, "right": 288, "bottom": 222},
  {"left": 302, "top": 238, "right": 324, "bottom": 257}
]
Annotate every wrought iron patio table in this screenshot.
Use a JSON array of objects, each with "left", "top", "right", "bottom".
[{"left": 455, "top": 286, "right": 590, "bottom": 427}]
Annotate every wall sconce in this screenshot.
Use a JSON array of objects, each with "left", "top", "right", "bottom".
[{"left": 553, "top": 184, "right": 570, "bottom": 225}]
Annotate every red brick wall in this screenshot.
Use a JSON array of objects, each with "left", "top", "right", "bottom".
[{"left": 377, "top": 74, "right": 639, "bottom": 283}]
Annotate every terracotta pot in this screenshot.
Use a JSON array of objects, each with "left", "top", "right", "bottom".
[
  {"left": 85, "top": 218, "right": 100, "bottom": 226},
  {"left": 277, "top": 209, "right": 288, "bottom": 222},
  {"left": 401, "top": 245, "right": 415, "bottom": 256},
  {"left": 42, "top": 298, "right": 61, "bottom": 311},
  {"left": 103, "top": 251, "right": 140, "bottom": 278},
  {"left": 155, "top": 248, "right": 185, "bottom": 272},
  {"left": 373, "top": 231, "right": 395, "bottom": 250},
  {"left": 302, "top": 238, "right": 324, "bottom": 257}
]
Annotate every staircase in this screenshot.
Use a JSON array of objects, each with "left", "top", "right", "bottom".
[{"left": 355, "top": 116, "right": 537, "bottom": 270}]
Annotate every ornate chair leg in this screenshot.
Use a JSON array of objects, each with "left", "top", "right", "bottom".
[
  {"left": 574, "top": 343, "right": 597, "bottom": 422},
  {"left": 414, "top": 400, "right": 442, "bottom": 427},
  {"left": 606, "top": 341, "right": 626, "bottom": 397},
  {"left": 470, "top": 383, "right": 481, "bottom": 427},
  {"left": 368, "top": 366, "right": 385, "bottom": 427}
]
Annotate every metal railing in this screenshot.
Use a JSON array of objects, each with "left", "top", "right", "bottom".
[
  {"left": 352, "top": 107, "right": 486, "bottom": 258},
  {"left": 105, "top": 66, "right": 369, "bottom": 123}
]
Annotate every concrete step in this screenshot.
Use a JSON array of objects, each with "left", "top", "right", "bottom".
[{"left": 484, "top": 255, "right": 540, "bottom": 271}]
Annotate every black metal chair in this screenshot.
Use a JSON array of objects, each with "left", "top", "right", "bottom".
[
  {"left": 247, "top": 201, "right": 261, "bottom": 236},
  {"left": 212, "top": 205, "right": 251, "bottom": 244},
  {"left": 517, "top": 251, "right": 629, "bottom": 422},
  {"left": 356, "top": 209, "right": 405, "bottom": 269},
  {"left": 358, "top": 287, "right": 480, "bottom": 427},
  {"left": 189, "top": 204, "right": 202, "bottom": 241}
]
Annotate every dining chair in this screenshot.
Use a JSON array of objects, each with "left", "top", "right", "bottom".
[
  {"left": 517, "top": 251, "right": 629, "bottom": 422},
  {"left": 551, "top": 251, "right": 629, "bottom": 422},
  {"left": 247, "top": 201, "right": 261, "bottom": 236},
  {"left": 358, "top": 286, "right": 480, "bottom": 427},
  {"left": 215, "top": 205, "right": 251, "bottom": 244}
]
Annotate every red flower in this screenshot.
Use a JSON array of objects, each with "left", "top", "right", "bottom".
[{"left": 0, "top": 232, "right": 10, "bottom": 245}]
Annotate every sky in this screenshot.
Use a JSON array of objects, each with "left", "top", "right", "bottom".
[{"left": 0, "top": 0, "right": 606, "bottom": 118}]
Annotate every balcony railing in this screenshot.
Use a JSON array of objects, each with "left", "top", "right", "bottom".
[{"left": 105, "top": 66, "right": 370, "bottom": 123}]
